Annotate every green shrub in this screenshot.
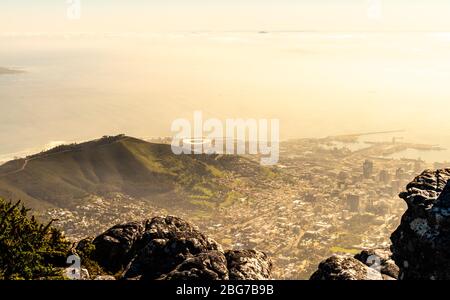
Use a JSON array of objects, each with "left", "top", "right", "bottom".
[
  {"left": 0, "top": 198, "right": 70, "bottom": 279},
  {"left": 75, "top": 238, "right": 106, "bottom": 277}
]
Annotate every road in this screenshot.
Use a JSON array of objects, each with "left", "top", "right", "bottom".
[{"left": 0, "top": 158, "right": 30, "bottom": 177}]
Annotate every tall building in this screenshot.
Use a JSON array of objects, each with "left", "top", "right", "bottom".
[
  {"left": 363, "top": 160, "right": 374, "bottom": 179},
  {"left": 346, "top": 194, "right": 360, "bottom": 212},
  {"left": 366, "top": 191, "right": 376, "bottom": 211},
  {"left": 391, "top": 180, "right": 401, "bottom": 195},
  {"left": 378, "top": 170, "right": 391, "bottom": 184}
]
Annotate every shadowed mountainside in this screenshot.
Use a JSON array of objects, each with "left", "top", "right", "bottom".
[{"left": 0, "top": 135, "right": 272, "bottom": 210}]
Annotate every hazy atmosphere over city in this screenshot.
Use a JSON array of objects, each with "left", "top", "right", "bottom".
[
  {"left": 2, "top": 0, "right": 450, "bottom": 285},
  {"left": 2, "top": 1, "right": 450, "bottom": 160}
]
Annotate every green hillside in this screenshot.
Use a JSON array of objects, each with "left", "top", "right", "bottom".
[{"left": 0, "top": 135, "right": 271, "bottom": 210}]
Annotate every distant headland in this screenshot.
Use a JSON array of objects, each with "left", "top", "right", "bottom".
[{"left": 0, "top": 67, "right": 24, "bottom": 75}]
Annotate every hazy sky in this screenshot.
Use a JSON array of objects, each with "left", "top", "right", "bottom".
[{"left": 2, "top": 1, "right": 450, "bottom": 33}]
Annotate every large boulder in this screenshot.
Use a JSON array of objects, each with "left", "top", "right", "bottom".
[
  {"left": 158, "top": 251, "right": 229, "bottom": 280},
  {"left": 80, "top": 216, "right": 272, "bottom": 280},
  {"left": 92, "top": 221, "right": 145, "bottom": 272},
  {"left": 391, "top": 169, "right": 450, "bottom": 280},
  {"left": 310, "top": 255, "right": 383, "bottom": 280},
  {"left": 354, "top": 248, "right": 399, "bottom": 280},
  {"left": 225, "top": 250, "right": 272, "bottom": 280},
  {"left": 309, "top": 248, "right": 398, "bottom": 280},
  {"left": 121, "top": 216, "right": 222, "bottom": 279}
]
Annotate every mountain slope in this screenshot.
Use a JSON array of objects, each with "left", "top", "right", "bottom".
[{"left": 0, "top": 135, "right": 270, "bottom": 210}]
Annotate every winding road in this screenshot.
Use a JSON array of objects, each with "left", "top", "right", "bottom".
[{"left": 0, "top": 158, "right": 31, "bottom": 177}]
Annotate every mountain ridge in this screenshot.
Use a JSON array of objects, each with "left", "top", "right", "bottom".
[{"left": 0, "top": 135, "right": 272, "bottom": 211}]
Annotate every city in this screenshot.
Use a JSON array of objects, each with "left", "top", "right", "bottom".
[{"left": 43, "top": 133, "right": 441, "bottom": 279}]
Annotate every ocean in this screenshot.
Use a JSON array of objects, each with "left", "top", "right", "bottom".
[{"left": 2, "top": 32, "right": 450, "bottom": 164}]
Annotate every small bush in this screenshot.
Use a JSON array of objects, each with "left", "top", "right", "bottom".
[{"left": 0, "top": 198, "right": 70, "bottom": 279}]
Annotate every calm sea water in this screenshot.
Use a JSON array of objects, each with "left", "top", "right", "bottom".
[
  {"left": 2, "top": 33, "right": 450, "bottom": 164},
  {"left": 324, "top": 132, "right": 450, "bottom": 164}
]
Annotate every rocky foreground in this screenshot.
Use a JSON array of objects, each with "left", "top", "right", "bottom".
[
  {"left": 311, "top": 169, "right": 450, "bottom": 280},
  {"left": 391, "top": 169, "right": 450, "bottom": 280},
  {"left": 310, "top": 248, "right": 399, "bottom": 280},
  {"left": 71, "top": 168, "right": 450, "bottom": 280},
  {"left": 73, "top": 216, "right": 272, "bottom": 280}
]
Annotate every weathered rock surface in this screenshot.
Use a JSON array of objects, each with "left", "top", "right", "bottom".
[
  {"left": 354, "top": 248, "right": 399, "bottom": 279},
  {"left": 94, "top": 275, "right": 116, "bottom": 280},
  {"left": 225, "top": 250, "right": 273, "bottom": 280},
  {"left": 92, "top": 221, "right": 145, "bottom": 273},
  {"left": 158, "top": 251, "right": 229, "bottom": 280},
  {"left": 122, "top": 216, "right": 222, "bottom": 279},
  {"left": 391, "top": 169, "right": 450, "bottom": 280},
  {"left": 310, "top": 248, "right": 398, "bottom": 280},
  {"left": 79, "top": 216, "right": 272, "bottom": 280},
  {"left": 310, "top": 255, "right": 383, "bottom": 280}
]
